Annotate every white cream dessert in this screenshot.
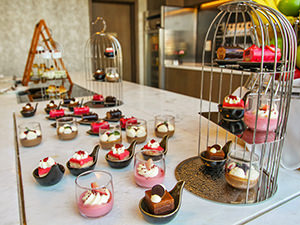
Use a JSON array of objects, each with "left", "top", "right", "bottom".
[
  {"left": 106, "top": 72, "right": 119, "bottom": 82},
  {"left": 99, "top": 131, "right": 122, "bottom": 150},
  {"left": 69, "top": 150, "right": 93, "bottom": 168},
  {"left": 155, "top": 121, "right": 175, "bottom": 138},
  {"left": 20, "top": 129, "right": 42, "bottom": 147},
  {"left": 137, "top": 159, "right": 159, "bottom": 178},
  {"left": 57, "top": 124, "right": 78, "bottom": 140},
  {"left": 38, "top": 157, "right": 56, "bottom": 177},
  {"left": 126, "top": 125, "right": 147, "bottom": 143},
  {"left": 82, "top": 188, "right": 110, "bottom": 206}
]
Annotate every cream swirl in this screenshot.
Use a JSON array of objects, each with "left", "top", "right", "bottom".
[
  {"left": 146, "top": 139, "right": 160, "bottom": 149},
  {"left": 126, "top": 126, "right": 146, "bottom": 138},
  {"left": 224, "top": 95, "right": 241, "bottom": 104},
  {"left": 111, "top": 144, "right": 125, "bottom": 155},
  {"left": 82, "top": 188, "right": 110, "bottom": 205},
  {"left": 137, "top": 163, "right": 159, "bottom": 178},
  {"left": 39, "top": 157, "right": 56, "bottom": 169},
  {"left": 72, "top": 151, "right": 89, "bottom": 160}
]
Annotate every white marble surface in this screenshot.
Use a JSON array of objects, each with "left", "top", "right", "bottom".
[{"left": 2, "top": 79, "right": 300, "bottom": 225}]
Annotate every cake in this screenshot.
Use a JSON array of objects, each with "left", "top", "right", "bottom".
[
  {"left": 81, "top": 113, "right": 99, "bottom": 122},
  {"left": 93, "top": 68, "right": 106, "bottom": 81},
  {"left": 216, "top": 46, "right": 244, "bottom": 60},
  {"left": 19, "top": 128, "right": 42, "bottom": 147},
  {"left": 205, "top": 144, "right": 225, "bottom": 160},
  {"left": 244, "top": 104, "right": 278, "bottom": 131},
  {"left": 90, "top": 121, "right": 109, "bottom": 133},
  {"left": 142, "top": 139, "right": 164, "bottom": 156},
  {"left": 77, "top": 182, "right": 113, "bottom": 218},
  {"left": 57, "top": 124, "right": 78, "bottom": 140},
  {"left": 68, "top": 100, "right": 79, "bottom": 109},
  {"left": 134, "top": 158, "right": 165, "bottom": 188},
  {"left": 243, "top": 44, "right": 281, "bottom": 62},
  {"left": 155, "top": 122, "right": 175, "bottom": 138},
  {"left": 105, "top": 96, "right": 116, "bottom": 104},
  {"left": 38, "top": 157, "right": 56, "bottom": 177},
  {"left": 22, "top": 103, "right": 34, "bottom": 112},
  {"left": 46, "top": 100, "right": 57, "bottom": 111},
  {"left": 74, "top": 106, "right": 90, "bottom": 115},
  {"left": 92, "top": 94, "right": 104, "bottom": 103},
  {"left": 126, "top": 124, "right": 147, "bottom": 144},
  {"left": 106, "top": 109, "right": 122, "bottom": 120},
  {"left": 69, "top": 150, "right": 94, "bottom": 168},
  {"left": 144, "top": 184, "right": 175, "bottom": 215},
  {"left": 104, "top": 47, "right": 115, "bottom": 57},
  {"left": 222, "top": 95, "right": 244, "bottom": 108},
  {"left": 225, "top": 162, "right": 259, "bottom": 189},
  {"left": 107, "top": 144, "right": 130, "bottom": 160},
  {"left": 99, "top": 130, "right": 122, "bottom": 150},
  {"left": 49, "top": 109, "right": 65, "bottom": 118}
]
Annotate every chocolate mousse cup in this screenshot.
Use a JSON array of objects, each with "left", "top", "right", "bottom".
[
  {"left": 100, "top": 138, "right": 122, "bottom": 150},
  {"left": 99, "top": 124, "right": 122, "bottom": 150},
  {"left": 18, "top": 122, "right": 42, "bottom": 147},
  {"left": 154, "top": 115, "right": 175, "bottom": 138},
  {"left": 155, "top": 129, "right": 174, "bottom": 138},
  {"left": 126, "top": 119, "right": 147, "bottom": 144},
  {"left": 56, "top": 117, "right": 78, "bottom": 140}
]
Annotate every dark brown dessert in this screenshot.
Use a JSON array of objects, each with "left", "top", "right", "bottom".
[
  {"left": 106, "top": 109, "right": 122, "bottom": 120},
  {"left": 81, "top": 113, "right": 99, "bottom": 122},
  {"left": 105, "top": 96, "right": 116, "bottom": 104},
  {"left": 22, "top": 103, "right": 34, "bottom": 112},
  {"left": 144, "top": 184, "right": 175, "bottom": 215},
  {"left": 216, "top": 46, "right": 244, "bottom": 60},
  {"left": 46, "top": 100, "right": 57, "bottom": 110},
  {"left": 205, "top": 144, "right": 225, "bottom": 160}
]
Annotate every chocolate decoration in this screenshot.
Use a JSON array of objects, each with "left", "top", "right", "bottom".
[
  {"left": 82, "top": 113, "right": 98, "bottom": 121},
  {"left": 63, "top": 98, "right": 75, "bottom": 105},
  {"left": 216, "top": 46, "right": 244, "bottom": 60},
  {"left": 151, "top": 184, "right": 165, "bottom": 198},
  {"left": 106, "top": 109, "right": 122, "bottom": 119}
]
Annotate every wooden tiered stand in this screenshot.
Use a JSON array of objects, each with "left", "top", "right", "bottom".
[{"left": 22, "top": 19, "right": 72, "bottom": 86}]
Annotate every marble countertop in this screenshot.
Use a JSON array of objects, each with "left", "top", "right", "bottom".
[{"left": 2, "top": 78, "right": 300, "bottom": 225}]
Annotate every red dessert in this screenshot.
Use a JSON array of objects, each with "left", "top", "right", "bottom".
[
  {"left": 49, "top": 109, "right": 64, "bottom": 118},
  {"left": 38, "top": 157, "right": 56, "bottom": 177},
  {"left": 120, "top": 117, "right": 137, "bottom": 129},
  {"left": 223, "top": 95, "right": 244, "bottom": 108},
  {"left": 143, "top": 139, "right": 164, "bottom": 151},
  {"left": 91, "top": 121, "right": 109, "bottom": 133},
  {"left": 69, "top": 150, "right": 94, "bottom": 168},
  {"left": 93, "top": 94, "right": 104, "bottom": 102},
  {"left": 74, "top": 106, "right": 90, "bottom": 115},
  {"left": 108, "top": 144, "right": 130, "bottom": 160},
  {"left": 243, "top": 44, "right": 281, "bottom": 62}
]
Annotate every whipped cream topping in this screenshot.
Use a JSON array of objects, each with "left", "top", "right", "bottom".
[
  {"left": 145, "top": 139, "right": 160, "bottom": 149},
  {"left": 228, "top": 164, "right": 259, "bottom": 181},
  {"left": 229, "top": 167, "right": 245, "bottom": 178},
  {"left": 25, "top": 105, "right": 31, "bottom": 109},
  {"left": 209, "top": 144, "right": 221, "bottom": 154},
  {"left": 257, "top": 105, "right": 278, "bottom": 119},
  {"left": 151, "top": 195, "right": 162, "bottom": 203},
  {"left": 126, "top": 125, "right": 147, "bottom": 138},
  {"left": 71, "top": 150, "right": 89, "bottom": 160},
  {"left": 20, "top": 130, "right": 41, "bottom": 140},
  {"left": 111, "top": 144, "right": 125, "bottom": 155},
  {"left": 224, "top": 95, "right": 241, "bottom": 104},
  {"left": 82, "top": 188, "right": 110, "bottom": 206},
  {"left": 58, "top": 124, "right": 77, "bottom": 134},
  {"left": 156, "top": 122, "right": 174, "bottom": 133},
  {"left": 137, "top": 163, "right": 159, "bottom": 178},
  {"left": 100, "top": 131, "right": 121, "bottom": 142},
  {"left": 106, "top": 73, "right": 119, "bottom": 78},
  {"left": 39, "top": 157, "right": 56, "bottom": 169}
]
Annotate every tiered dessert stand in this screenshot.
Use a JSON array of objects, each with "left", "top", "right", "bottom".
[{"left": 175, "top": 0, "right": 297, "bottom": 204}]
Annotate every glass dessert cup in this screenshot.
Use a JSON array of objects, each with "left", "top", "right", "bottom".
[
  {"left": 105, "top": 67, "right": 119, "bottom": 82},
  {"left": 225, "top": 150, "right": 260, "bottom": 190},
  {"left": 18, "top": 122, "right": 42, "bottom": 147},
  {"left": 75, "top": 170, "right": 114, "bottom": 218},
  {"left": 244, "top": 93, "right": 280, "bottom": 132},
  {"left": 126, "top": 118, "right": 147, "bottom": 144},
  {"left": 99, "top": 123, "right": 122, "bottom": 150},
  {"left": 56, "top": 117, "right": 78, "bottom": 140},
  {"left": 154, "top": 115, "right": 175, "bottom": 138},
  {"left": 134, "top": 150, "right": 165, "bottom": 188}
]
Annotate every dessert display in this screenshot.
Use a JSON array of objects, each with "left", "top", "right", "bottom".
[
  {"left": 33, "top": 157, "right": 65, "bottom": 186},
  {"left": 46, "top": 85, "right": 57, "bottom": 95},
  {"left": 20, "top": 103, "right": 37, "bottom": 117},
  {"left": 19, "top": 122, "right": 42, "bottom": 147},
  {"left": 144, "top": 184, "right": 175, "bottom": 215},
  {"left": 105, "top": 141, "right": 136, "bottom": 168},
  {"left": 216, "top": 46, "right": 244, "bottom": 60},
  {"left": 44, "top": 100, "right": 58, "bottom": 114},
  {"left": 56, "top": 117, "right": 78, "bottom": 140},
  {"left": 126, "top": 119, "right": 147, "bottom": 143},
  {"left": 67, "top": 145, "right": 100, "bottom": 176},
  {"left": 105, "top": 67, "right": 119, "bottom": 82},
  {"left": 244, "top": 93, "right": 279, "bottom": 131},
  {"left": 92, "top": 94, "right": 104, "bottom": 104},
  {"left": 99, "top": 124, "right": 122, "bottom": 150},
  {"left": 218, "top": 95, "right": 245, "bottom": 120},
  {"left": 89, "top": 121, "right": 109, "bottom": 134},
  {"left": 154, "top": 115, "right": 175, "bottom": 138},
  {"left": 75, "top": 171, "right": 114, "bottom": 218},
  {"left": 139, "top": 181, "right": 185, "bottom": 223},
  {"left": 104, "top": 47, "right": 116, "bottom": 57},
  {"left": 74, "top": 106, "right": 90, "bottom": 116},
  {"left": 243, "top": 44, "right": 281, "bottom": 62},
  {"left": 120, "top": 116, "right": 137, "bottom": 130},
  {"left": 49, "top": 109, "right": 65, "bottom": 119},
  {"left": 134, "top": 150, "right": 165, "bottom": 188},
  {"left": 106, "top": 109, "right": 122, "bottom": 121},
  {"left": 225, "top": 150, "right": 260, "bottom": 189},
  {"left": 93, "top": 68, "right": 106, "bottom": 81}
]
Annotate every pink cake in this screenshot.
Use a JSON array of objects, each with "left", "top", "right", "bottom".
[
  {"left": 243, "top": 44, "right": 281, "bottom": 62},
  {"left": 74, "top": 106, "right": 90, "bottom": 115},
  {"left": 49, "top": 109, "right": 64, "bottom": 118}
]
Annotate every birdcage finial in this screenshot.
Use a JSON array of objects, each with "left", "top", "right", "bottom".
[{"left": 92, "top": 17, "right": 107, "bottom": 34}]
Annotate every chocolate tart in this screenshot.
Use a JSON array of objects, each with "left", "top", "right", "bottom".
[
  {"left": 20, "top": 103, "right": 38, "bottom": 117},
  {"left": 66, "top": 145, "right": 100, "bottom": 176},
  {"left": 33, "top": 164, "right": 65, "bottom": 186},
  {"left": 105, "top": 141, "right": 136, "bottom": 168},
  {"left": 139, "top": 180, "right": 185, "bottom": 224},
  {"left": 200, "top": 141, "right": 232, "bottom": 169},
  {"left": 142, "top": 135, "right": 169, "bottom": 161}
]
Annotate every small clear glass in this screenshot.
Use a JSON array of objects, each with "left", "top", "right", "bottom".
[
  {"left": 56, "top": 117, "right": 78, "bottom": 140},
  {"left": 99, "top": 123, "right": 121, "bottom": 150},
  {"left": 126, "top": 118, "right": 147, "bottom": 144},
  {"left": 19, "top": 122, "right": 42, "bottom": 147},
  {"left": 154, "top": 114, "right": 175, "bottom": 138}
]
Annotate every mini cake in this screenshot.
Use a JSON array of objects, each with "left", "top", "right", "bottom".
[
  {"left": 223, "top": 95, "right": 244, "bottom": 109},
  {"left": 81, "top": 113, "right": 99, "bottom": 122},
  {"left": 78, "top": 182, "right": 113, "bottom": 218},
  {"left": 57, "top": 124, "right": 78, "bottom": 140},
  {"left": 99, "top": 130, "right": 121, "bottom": 150},
  {"left": 106, "top": 109, "right": 122, "bottom": 120},
  {"left": 225, "top": 162, "right": 259, "bottom": 189},
  {"left": 46, "top": 100, "right": 57, "bottom": 111},
  {"left": 142, "top": 139, "right": 164, "bottom": 156},
  {"left": 19, "top": 128, "right": 42, "bottom": 147},
  {"left": 205, "top": 144, "right": 225, "bottom": 160},
  {"left": 68, "top": 100, "right": 79, "bottom": 109},
  {"left": 92, "top": 94, "right": 104, "bottom": 103},
  {"left": 22, "top": 103, "right": 34, "bottom": 112},
  {"left": 105, "top": 96, "right": 116, "bottom": 104},
  {"left": 126, "top": 125, "right": 147, "bottom": 144},
  {"left": 49, "top": 109, "right": 65, "bottom": 118},
  {"left": 244, "top": 104, "right": 278, "bottom": 131},
  {"left": 74, "top": 106, "right": 90, "bottom": 115},
  {"left": 144, "top": 184, "right": 175, "bottom": 215},
  {"left": 106, "top": 72, "right": 119, "bottom": 82},
  {"left": 104, "top": 47, "right": 115, "bottom": 57},
  {"left": 38, "top": 157, "right": 56, "bottom": 177},
  {"left": 135, "top": 158, "right": 165, "bottom": 188},
  {"left": 90, "top": 121, "right": 109, "bottom": 133},
  {"left": 93, "top": 68, "right": 106, "bottom": 81},
  {"left": 155, "top": 122, "right": 175, "bottom": 138},
  {"left": 107, "top": 144, "right": 130, "bottom": 160},
  {"left": 243, "top": 44, "right": 281, "bottom": 62},
  {"left": 69, "top": 150, "right": 94, "bottom": 168},
  {"left": 120, "top": 117, "right": 137, "bottom": 130}
]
